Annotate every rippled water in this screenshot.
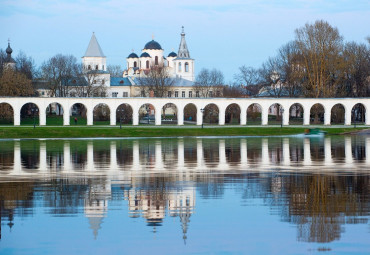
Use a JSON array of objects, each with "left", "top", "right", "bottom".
[{"left": 0, "top": 136, "right": 369, "bottom": 254}]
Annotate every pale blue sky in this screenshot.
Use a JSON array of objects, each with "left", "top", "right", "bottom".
[{"left": 0, "top": 0, "right": 369, "bottom": 81}]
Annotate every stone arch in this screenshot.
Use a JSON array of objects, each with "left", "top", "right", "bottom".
[
  {"left": 289, "top": 103, "right": 304, "bottom": 125},
  {"left": 331, "top": 103, "right": 345, "bottom": 125},
  {"left": 93, "top": 103, "right": 111, "bottom": 125},
  {"left": 247, "top": 103, "right": 262, "bottom": 125},
  {"left": 268, "top": 103, "right": 283, "bottom": 125},
  {"left": 116, "top": 103, "right": 133, "bottom": 125},
  {"left": 139, "top": 103, "right": 156, "bottom": 125},
  {"left": 225, "top": 103, "right": 241, "bottom": 125},
  {"left": 310, "top": 103, "right": 325, "bottom": 125},
  {"left": 46, "top": 102, "right": 64, "bottom": 126},
  {"left": 184, "top": 103, "right": 197, "bottom": 124},
  {"left": 352, "top": 103, "right": 366, "bottom": 125},
  {"left": 20, "top": 102, "right": 40, "bottom": 126},
  {"left": 0, "top": 102, "right": 14, "bottom": 125},
  {"left": 203, "top": 103, "right": 219, "bottom": 124},
  {"left": 70, "top": 103, "right": 87, "bottom": 125},
  {"left": 162, "top": 103, "right": 178, "bottom": 125}
]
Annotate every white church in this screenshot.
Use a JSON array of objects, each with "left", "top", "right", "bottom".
[{"left": 81, "top": 27, "right": 196, "bottom": 98}]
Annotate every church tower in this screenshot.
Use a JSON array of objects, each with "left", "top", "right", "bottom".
[
  {"left": 4, "top": 40, "right": 16, "bottom": 70},
  {"left": 82, "top": 33, "right": 106, "bottom": 72},
  {"left": 173, "top": 27, "right": 194, "bottom": 82}
]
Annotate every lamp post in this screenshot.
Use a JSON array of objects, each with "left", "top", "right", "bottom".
[
  {"left": 118, "top": 108, "right": 124, "bottom": 129},
  {"left": 31, "top": 107, "right": 38, "bottom": 129},
  {"left": 200, "top": 108, "right": 204, "bottom": 129},
  {"left": 146, "top": 105, "right": 150, "bottom": 124},
  {"left": 280, "top": 107, "right": 284, "bottom": 128}
]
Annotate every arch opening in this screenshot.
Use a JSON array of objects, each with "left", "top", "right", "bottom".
[
  {"left": 20, "top": 103, "right": 39, "bottom": 126},
  {"left": 70, "top": 103, "right": 87, "bottom": 125},
  {"left": 310, "top": 104, "right": 325, "bottom": 125},
  {"left": 139, "top": 103, "right": 155, "bottom": 125},
  {"left": 352, "top": 103, "right": 365, "bottom": 125},
  {"left": 93, "top": 103, "right": 111, "bottom": 125},
  {"left": 289, "top": 103, "right": 304, "bottom": 125},
  {"left": 247, "top": 103, "right": 262, "bottom": 125},
  {"left": 0, "top": 103, "right": 14, "bottom": 125},
  {"left": 162, "top": 103, "right": 177, "bottom": 125},
  {"left": 116, "top": 104, "right": 133, "bottom": 125},
  {"left": 331, "top": 104, "right": 345, "bottom": 125},
  {"left": 184, "top": 103, "right": 197, "bottom": 125},
  {"left": 203, "top": 103, "right": 219, "bottom": 125},
  {"left": 225, "top": 103, "right": 241, "bottom": 125},
  {"left": 46, "top": 102, "right": 64, "bottom": 126},
  {"left": 268, "top": 103, "right": 283, "bottom": 125}
]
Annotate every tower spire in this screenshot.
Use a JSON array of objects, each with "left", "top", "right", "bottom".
[{"left": 178, "top": 26, "right": 190, "bottom": 58}]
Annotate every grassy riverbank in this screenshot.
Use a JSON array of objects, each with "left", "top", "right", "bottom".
[{"left": 0, "top": 126, "right": 367, "bottom": 139}]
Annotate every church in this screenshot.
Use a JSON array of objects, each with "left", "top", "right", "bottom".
[{"left": 81, "top": 27, "right": 196, "bottom": 98}]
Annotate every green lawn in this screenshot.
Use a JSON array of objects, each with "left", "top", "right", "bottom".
[{"left": 0, "top": 126, "right": 366, "bottom": 139}]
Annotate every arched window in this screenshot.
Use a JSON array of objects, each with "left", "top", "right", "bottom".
[
  {"left": 95, "top": 65, "right": 99, "bottom": 70},
  {"left": 178, "top": 62, "right": 182, "bottom": 72},
  {"left": 88, "top": 65, "right": 91, "bottom": 70},
  {"left": 102, "top": 65, "right": 104, "bottom": 70},
  {"left": 155, "top": 56, "right": 158, "bottom": 65},
  {"left": 146, "top": 60, "right": 149, "bottom": 69},
  {"left": 134, "top": 61, "right": 137, "bottom": 68},
  {"left": 185, "top": 62, "right": 189, "bottom": 72}
]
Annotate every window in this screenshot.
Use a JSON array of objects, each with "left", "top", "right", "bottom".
[
  {"left": 185, "top": 62, "right": 189, "bottom": 72},
  {"left": 175, "top": 91, "right": 178, "bottom": 97},
  {"left": 141, "top": 90, "right": 145, "bottom": 97},
  {"left": 93, "top": 80, "right": 97, "bottom": 84},
  {"left": 123, "top": 92, "right": 128, "bottom": 97},
  {"left": 134, "top": 61, "right": 137, "bottom": 68},
  {"left": 209, "top": 91, "right": 213, "bottom": 97},
  {"left": 102, "top": 65, "right": 104, "bottom": 70},
  {"left": 178, "top": 62, "right": 182, "bottom": 72},
  {"left": 146, "top": 60, "right": 149, "bottom": 69},
  {"left": 168, "top": 91, "right": 172, "bottom": 97},
  {"left": 88, "top": 65, "right": 91, "bottom": 70},
  {"left": 112, "top": 92, "right": 118, "bottom": 97},
  {"left": 182, "top": 91, "right": 185, "bottom": 98},
  {"left": 196, "top": 91, "right": 199, "bottom": 97},
  {"left": 189, "top": 91, "right": 192, "bottom": 98},
  {"left": 95, "top": 65, "right": 98, "bottom": 70},
  {"left": 102, "top": 79, "right": 105, "bottom": 85},
  {"left": 216, "top": 91, "right": 221, "bottom": 97},
  {"left": 155, "top": 56, "right": 158, "bottom": 65}
]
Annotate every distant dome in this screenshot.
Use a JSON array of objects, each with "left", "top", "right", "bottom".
[
  {"left": 168, "top": 52, "right": 177, "bottom": 57},
  {"left": 127, "top": 52, "right": 139, "bottom": 58},
  {"left": 144, "top": 40, "right": 162, "bottom": 50},
  {"left": 140, "top": 52, "right": 151, "bottom": 58},
  {"left": 6, "top": 43, "right": 12, "bottom": 54}
]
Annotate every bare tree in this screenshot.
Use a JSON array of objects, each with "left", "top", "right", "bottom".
[
  {"left": 258, "top": 57, "right": 286, "bottom": 97},
  {"left": 137, "top": 66, "right": 174, "bottom": 97},
  {"left": 107, "top": 65, "right": 123, "bottom": 77},
  {"left": 15, "top": 51, "right": 37, "bottom": 79},
  {"left": 74, "top": 70, "right": 108, "bottom": 97},
  {"left": 233, "top": 66, "right": 260, "bottom": 96},
  {"left": 194, "top": 68, "right": 224, "bottom": 97},
  {"left": 295, "top": 20, "right": 344, "bottom": 98},
  {"left": 41, "top": 54, "right": 81, "bottom": 97}
]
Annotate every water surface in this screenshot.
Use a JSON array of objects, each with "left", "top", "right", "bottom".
[{"left": 0, "top": 136, "right": 369, "bottom": 254}]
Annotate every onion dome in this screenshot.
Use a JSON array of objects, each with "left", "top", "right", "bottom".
[
  {"left": 140, "top": 52, "right": 151, "bottom": 58},
  {"left": 144, "top": 40, "right": 162, "bottom": 50},
  {"left": 168, "top": 52, "right": 177, "bottom": 57},
  {"left": 127, "top": 52, "right": 139, "bottom": 58},
  {"left": 6, "top": 43, "right": 13, "bottom": 54}
]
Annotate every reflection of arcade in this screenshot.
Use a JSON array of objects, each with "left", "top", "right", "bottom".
[{"left": 2, "top": 137, "right": 370, "bottom": 177}]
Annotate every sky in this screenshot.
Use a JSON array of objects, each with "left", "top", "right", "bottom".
[{"left": 0, "top": 0, "right": 369, "bottom": 82}]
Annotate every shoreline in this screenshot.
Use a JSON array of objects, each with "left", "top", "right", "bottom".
[{"left": 0, "top": 126, "right": 368, "bottom": 139}]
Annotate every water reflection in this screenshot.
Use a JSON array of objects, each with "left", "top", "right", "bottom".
[{"left": 0, "top": 136, "right": 370, "bottom": 251}]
